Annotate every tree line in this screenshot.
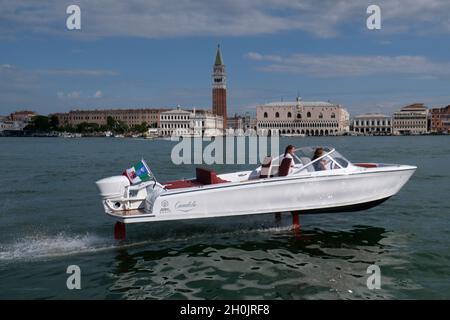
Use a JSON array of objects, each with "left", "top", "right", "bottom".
[{"left": 25, "top": 115, "right": 154, "bottom": 134}]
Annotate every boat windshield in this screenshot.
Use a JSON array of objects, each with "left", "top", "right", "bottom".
[
  {"left": 263, "top": 146, "right": 351, "bottom": 177},
  {"left": 293, "top": 147, "right": 351, "bottom": 173}
]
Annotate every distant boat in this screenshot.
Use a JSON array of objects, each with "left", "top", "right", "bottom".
[{"left": 280, "top": 133, "right": 305, "bottom": 137}]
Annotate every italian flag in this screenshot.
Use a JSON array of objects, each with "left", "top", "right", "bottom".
[{"left": 123, "top": 160, "right": 153, "bottom": 185}]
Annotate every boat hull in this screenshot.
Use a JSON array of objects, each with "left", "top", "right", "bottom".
[{"left": 107, "top": 165, "right": 415, "bottom": 223}]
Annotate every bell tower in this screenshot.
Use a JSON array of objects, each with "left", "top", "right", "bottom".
[{"left": 212, "top": 44, "right": 227, "bottom": 129}]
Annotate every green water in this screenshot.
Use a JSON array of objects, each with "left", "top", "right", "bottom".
[{"left": 0, "top": 136, "right": 449, "bottom": 299}]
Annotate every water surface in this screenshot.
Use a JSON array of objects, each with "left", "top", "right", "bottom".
[{"left": 0, "top": 136, "right": 449, "bottom": 299}]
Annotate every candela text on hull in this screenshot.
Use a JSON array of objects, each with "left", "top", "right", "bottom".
[{"left": 95, "top": 146, "right": 416, "bottom": 224}]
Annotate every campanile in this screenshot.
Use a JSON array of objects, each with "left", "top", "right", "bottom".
[{"left": 212, "top": 44, "right": 227, "bottom": 128}]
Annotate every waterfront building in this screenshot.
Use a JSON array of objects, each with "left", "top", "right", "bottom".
[
  {"left": 193, "top": 110, "right": 224, "bottom": 137},
  {"left": 0, "top": 120, "right": 26, "bottom": 134},
  {"left": 256, "top": 98, "right": 350, "bottom": 136},
  {"left": 159, "top": 107, "right": 223, "bottom": 137},
  {"left": 159, "top": 108, "right": 192, "bottom": 136},
  {"left": 212, "top": 45, "right": 227, "bottom": 129},
  {"left": 227, "top": 115, "right": 243, "bottom": 131},
  {"left": 351, "top": 113, "right": 392, "bottom": 135},
  {"left": 242, "top": 113, "right": 257, "bottom": 132},
  {"left": 392, "top": 103, "right": 429, "bottom": 135},
  {"left": 9, "top": 110, "right": 36, "bottom": 123},
  {"left": 430, "top": 105, "right": 450, "bottom": 134},
  {"left": 227, "top": 113, "right": 257, "bottom": 132},
  {"left": 53, "top": 108, "right": 165, "bottom": 128}
]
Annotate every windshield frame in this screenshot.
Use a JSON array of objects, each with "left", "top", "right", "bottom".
[
  {"left": 255, "top": 146, "right": 352, "bottom": 178},
  {"left": 293, "top": 148, "right": 346, "bottom": 174}
]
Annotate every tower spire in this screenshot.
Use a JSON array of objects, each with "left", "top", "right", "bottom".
[{"left": 214, "top": 44, "right": 224, "bottom": 66}]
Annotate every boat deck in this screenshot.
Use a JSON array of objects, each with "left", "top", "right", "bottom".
[{"left": 110, "top": 209, "right": 147, "bottom": 217}]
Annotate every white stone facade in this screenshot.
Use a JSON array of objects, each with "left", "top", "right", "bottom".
[
  {"left": 159, "top": 108, "right": 223, "bottom": 137},
  {"left": 256, "top": 100, "right": 349, "bottom": 136},
  {"left": 352, "top": 114, "right": 392, "bottom": 135}
]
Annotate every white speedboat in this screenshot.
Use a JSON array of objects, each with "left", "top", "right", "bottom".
[{"left": 96, "top": 146, "right": 416, "bottom": 226}]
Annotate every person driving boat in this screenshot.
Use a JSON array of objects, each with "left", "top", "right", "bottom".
[{"left": 312, "top": 147, "right": 329, "bottom": 171}]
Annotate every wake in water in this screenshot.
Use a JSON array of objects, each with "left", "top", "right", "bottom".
[
  {"left": 0, "top": 232, "right": 114, "bottom": 263},
  {"left": 0, "top": 218, "right": 297, "bottom": 264}
]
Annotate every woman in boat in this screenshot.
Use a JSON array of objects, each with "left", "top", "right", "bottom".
[
  {"left": 312, "top": 147, "right": 328, "bottom": 171},
  {"left": 283, "top": 145, "right": 296, "bottom": 174},
  {"left": 284, "top": 145, "right": 295, "bottom": 159}
]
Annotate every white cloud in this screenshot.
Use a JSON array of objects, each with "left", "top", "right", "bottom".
[
  {"left": 56, "top": 90, "right": 81, "bottom": 99},
  {"left": 56, "top": 90, "right": 104, "bottom": 100},
  {"left": 1, "top": 64, "right": 118, "bottom": 79},
  {"left": 93, "top": 90, "right": 103, "bottom": 98},
  {"left": 246, "top": 52, "right": 450, "bottom": 78},
  {"left": 1, "top": 0, "right": 450, "bottom": 39},
  {"left": 40, "top": 69, "right": 118, "bottom": 77}
]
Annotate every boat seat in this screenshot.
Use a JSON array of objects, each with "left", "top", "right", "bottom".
[
  {"left": 259, "top": 156, "right": 272, "bottom": 178},
  {"left": 163, "top": 168, "right": 229, "bottom": 190},
  {"left": 195, "top": 167, "right": 229, "bottom": 185},
  {"left": 278, "top": 158, "right": 292, "bottom": 177},
  {"left": 300, "top": 157, "right": 315, "bottom": 172}
]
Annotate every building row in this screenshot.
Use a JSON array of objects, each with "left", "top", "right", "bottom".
[
  {"left": 4, "top": 102, "right": 450, "bottom": 137},
  {"left": 53, "top": 108, "right": 163, "bottom": 128},
  {"left": 49, "top": 106, "right": 223, "bottom": 137},
  {"left": 0, "top": 111, "right": 36, "bottom": 135},
  {"left": 351, "top": 103, "right": 450, "bottom": 135}
]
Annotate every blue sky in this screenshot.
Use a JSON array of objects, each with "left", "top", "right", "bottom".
[{"left": 1, "top": 0, "right": 450, "bottom": 116}]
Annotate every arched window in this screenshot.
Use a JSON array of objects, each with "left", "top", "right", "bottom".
[
  {"left": 331, "top": 113, "right": 336, "bottom": 119},
  {"left": 275, "top": 112, "right": 280, "bottom": 118},
  {"left": 307, "top": 112, "right": 311, "bottom": 118},
  {"left": 287, "top": 112, "right": 292, "bottom": 118},
  {"left": 264, "top": 112, "right": 268, "bottom": 118},
  {"left": 319, "top": 113, "right": 323, "bottom": 119},
  {"left": 297, "top": 113, "right": 301, "bottom": 119}
]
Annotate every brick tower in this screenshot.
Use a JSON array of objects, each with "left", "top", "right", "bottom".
[{"left": 212, "top": 44, "right": 227, "bottom": 129}]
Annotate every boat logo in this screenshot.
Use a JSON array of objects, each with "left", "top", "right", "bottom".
[
  {"left": 175, "top": 201, "right": 197, "bottom": 212},
  {"left": 159, "top": 200, "right": 171, "bottom": 214}
]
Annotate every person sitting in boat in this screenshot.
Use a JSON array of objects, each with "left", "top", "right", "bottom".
[
  {"left": 283, "top": 145, "right": 296, "bottom": 174},
  {"left": 312, "top": 147, "right": 329, "bottom": 171}
]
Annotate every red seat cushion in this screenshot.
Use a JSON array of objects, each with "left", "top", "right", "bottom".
[
  {"left": 196, "top": 167, "right": 229, "bottom": 185},
  {"left": 354, "top": 163, "right": 378, "bottom": 168},
  {"left": 163, "top": 168, "right": 229, "bottom": 190}
]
